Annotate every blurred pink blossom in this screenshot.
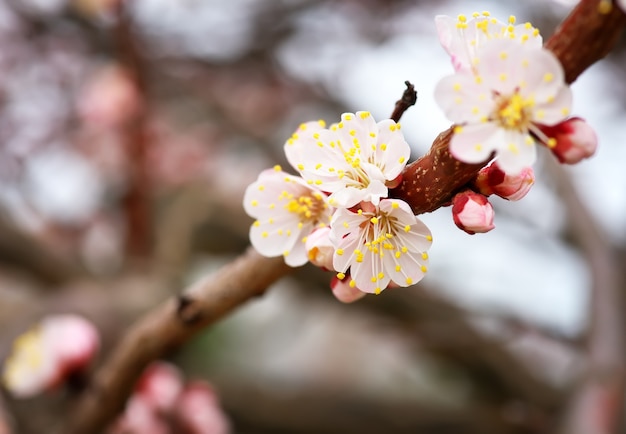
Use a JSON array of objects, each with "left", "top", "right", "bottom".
[
  {"left": 1, "top": 315, "right": 99, "bottom": 398},
  {"left": 110, "top": 362, "right": 230, "bottom": 434},
  {"left": 77, "top": 65, "right": 141, "bottom": 129}
]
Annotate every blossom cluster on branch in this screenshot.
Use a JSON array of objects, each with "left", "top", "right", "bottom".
[
  {"left": 244, "top": 112, "right": 433, "bottom": 301},
  {"left": 243, "top": 11, "right": 599, "bottom": 301}
]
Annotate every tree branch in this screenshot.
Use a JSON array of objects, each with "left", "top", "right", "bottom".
[{"left": 64, "top": 248, "right": 289, "bottom": 434}]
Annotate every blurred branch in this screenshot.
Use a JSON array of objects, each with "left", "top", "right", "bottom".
[
  {"left": 0, "top": 214, "right": 81, "bottom": 285},
  {"left": 362, "top": 288, "right": 563, "bottom": 412},
  {"left": 547, "top": 161, "right": 625, "bottom": 434},
  {"left": 63, "top": 248, "right": 289, "bottom": 434},
  {"left": 62, "top": 1, "right": 626, "bottom": 432},
  {"left": 115, "top": 2, "right": 152, "bottom": 258},
  {"left": 220, "top": 381, "right": 517, "bottom": 434}
]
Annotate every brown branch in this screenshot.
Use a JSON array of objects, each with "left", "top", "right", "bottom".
[
  {"left": 545, "top": 0, "right": 626, "bottom": 84},
  {"left": 63, "top": 248, "right": 290, "bottom": 434},
  {"left": 62, "top": 1, "right": 626, "bottom": 432}
]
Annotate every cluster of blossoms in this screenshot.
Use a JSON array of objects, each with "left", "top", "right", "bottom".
[
  {"left": 433, "top": 11, "right": 597, "bottom": 234},
  {"left": 244, "top": 112, "right": 433, "bottom": 301},
  {"left": 109, "top": 362, "right": 230, "bottom": 434}
]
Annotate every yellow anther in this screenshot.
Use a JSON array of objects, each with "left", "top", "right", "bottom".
[
  {"left": 370, "top": 217, "right": 379, "bottom": 224},
  {"left": 453, "top": 82, "right": 462, "bottom": 92},
  {"left": 297, "top": 164, "right": 304, "bottom": 170},
  {"left": 404, "top": 225, "right": 411, "bottom": 232},
  {"left": 344, "top": 114, "right": 353, "bottom": 121},
  {"left": 273, "top": 165, "right": 282, "bottom": 172},
  {"left": 398, "top": 157, "right": 406, "bottom": 164},
  {"left": 457, "top": 14, "right": 467, "bottom": 23},
  {"left": 251, "top": 200, "right": 258, "bottom": 207},
  {"left": 395, "top": 265, "right": 401, "bottom": 272},
  {"left": 598, "top": 0, "right": 613, "bottom": 14},
  {"left": 391, "top": 202, "right": 399, "bottom": 209},
  {"left": 426, "top": 235, "right": 433, "bottom": 242},
  {"left": 406, "top": 277, "right": 413, "bottom": 285},
  {"left": 349, "top": 279, "right": 356, "bottom": 288},
  {"left": 375, "top": 287, "right": 381, "bottom": 295},
  {"left": 262, "top": 231, "right": 268, "bottom": 238},
  {"left": 380, "top": 143, "right": 387, "bottom": 151},
  {"left": 508, "top": 15, "right": 516, "bottom": 24},
  {"left": 395, "top": 251, "right": 401, "bottom": 258},
  {"left": 547, "top": 138, "right": 557, "bottom": 148},
  {"left": 337, "top": 272, "right": 346, "bottom": 280},
  {"left": 336, "top": 249, "right": 344, "bottom": 256},
  {"left": 421, "top": 265, "right": 428, "bottom": 273},
  {"left": 543, "top": 72, "right": 554, "bottom": 83}
]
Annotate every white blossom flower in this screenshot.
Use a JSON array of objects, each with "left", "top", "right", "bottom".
[
  {"left": 243, "top": 166, "right": 332, "bottom": 267},
  {"left": 284, "top": 112, "right": 410, "bottom": 208},
  {"left": 436, "top": 12, "right": 542, "bottom": 73},
  {"left": 330, "top": 199, "right": 432, "bottom": 294},
  {"left": 434, "top": 38, "right": 572, "bottom": 174}
]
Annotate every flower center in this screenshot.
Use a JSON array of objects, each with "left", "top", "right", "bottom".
[
  {"left": 494, "top": 92, "right": 534, "bottom": 131},
  {"left": 285, "top": 192, "right": 325, "bottom": 222}
]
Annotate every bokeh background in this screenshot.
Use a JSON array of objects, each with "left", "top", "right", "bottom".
[{"left": 0, "top": 0, "right": 625, "bottom": 432}]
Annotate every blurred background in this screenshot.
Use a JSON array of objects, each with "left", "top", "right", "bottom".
[{"left": 0, "top": 0, "right": 625, "bottom": 432}]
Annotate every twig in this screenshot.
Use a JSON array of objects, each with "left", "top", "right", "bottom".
[{"left": 390, "top": 81, "right": 417, "bottom": 123}]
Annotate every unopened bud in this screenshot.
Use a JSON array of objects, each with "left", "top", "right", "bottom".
[
  {"left": 539, "top": 117, "right": 598, "bottom": 164},
  {"left": 474, "top": 163, "right": 534, "bottom": 201},
  {"left": 452, "top": 191, "right": 495, "bottom": 235},
  {"left": 330, "top": 275, "right": 366, "bottom": 303},
  {"left": 305, "top": 227, "right": 335, "bottom": 270}
]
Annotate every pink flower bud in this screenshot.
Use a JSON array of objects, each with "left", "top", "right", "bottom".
[
  {"left": 538, "top": 118, "right": 598, "bottom": 164},
  {"left": 174, "top": 382, "right": 231, "bottom": 434},
  {"left": 1, "top": 315, "right": 99, "bottom": 398},
  {"left": 305, "top": 227, "right": 335, "bottom": 270},
  {"left": 451, "top": 191, "right": 495, "bottom": 235},
  {"left": 474, "top": 163, "right": 535, "bottom": 201},
  {"left": 135, "top": 362, "right": 184, "bottom": 413},
  {"left": 330, "top": 275, "right": 366, "bottom": 303}
]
